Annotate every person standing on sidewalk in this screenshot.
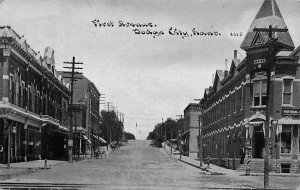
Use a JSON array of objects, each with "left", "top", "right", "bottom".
[
  {"left": 206, "top": 155, "right": 210, "bottom": 168},
  {"left": 0, "top": 144, "right": 3, "bottom": 163}
]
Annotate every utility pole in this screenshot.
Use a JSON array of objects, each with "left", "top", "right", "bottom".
[
  {"left": 99, "top": 94, "right": 105, "bottom": 152},
  {"left": 253, "top": 25, "right": 288, "bottom": 189},
  {"left": 195, "top": 99, "right": 203, "bottom": 168},
  {"left": 176, "top": 114, "right": 184, "bottom": 160},
  {"left": 63, "top": 56, "right": 83, "bottom": 163},
  {"left": 198, "top": 114, "right": 203, "bottom": 168},
  {"left": 6, "top": 119, "right": 10, "bottom": 169},
  {"left": 104, "top": 102, "right": 113, "bottom": 144}
]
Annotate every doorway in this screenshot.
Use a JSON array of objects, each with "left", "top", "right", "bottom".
[{"left": 252, "top": 125, "right": 265, "bottom": 158}]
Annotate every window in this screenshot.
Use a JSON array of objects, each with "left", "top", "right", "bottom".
[
  {"left": 253, "top": 79, "right": 267, "bottom": 106},
  {"left": 233, "top": 92, "right": 236, "bottom": 113},
  {"left": 227, "top": 96, "right": 231, "bottom": 116},
  {"left": 282, "top": 79, "right": 293, "bottom": 105},
  {"left": 10, "top": 74, "right": 15, "bottom": 104},
  {"left": 236, "top": 89, "right": 241, "bottom": 111},
  {"left": 299, "top": 126, "right": 300, "bottom": 153},
  {"left": 223, "top": 100, "right": 226, "bottom": 118},
  {"left": 28, "top": 85, "right": 31, "bottom": 111},
  {"left": 280, "top": 125, "right": 291, "bottom": 153},
  {"left": 241, "top": 86, "right": 244, "bottom": 110}
]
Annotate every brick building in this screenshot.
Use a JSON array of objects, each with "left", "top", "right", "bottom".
[
  {"left": 59, "top": 73, "right": 103, "bottom": 157},
  {"left": 200, "top": 0, "right": 300, "bottom": 173},
  {"left": 0, "top": 26, "right": 70, "bottom": 163},
  {"left": 183, "top": 103, "right": 201, "bottom": 159}
]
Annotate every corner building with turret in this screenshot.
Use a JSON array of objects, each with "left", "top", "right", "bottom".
[{"left": 200, "top": 0, "right": 300, "bottom": 173}]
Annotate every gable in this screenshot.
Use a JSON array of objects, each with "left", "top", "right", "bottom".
[{"left": 251, "top": 31, "right": 266, "bottom": 47}]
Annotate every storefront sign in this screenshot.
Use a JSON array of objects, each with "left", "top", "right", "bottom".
[
  {"left": 254, "top": 59, "right": 266, "bottom": 64},
  {"left": 282, "top": 108, "right": 300, "bottom": 116}
]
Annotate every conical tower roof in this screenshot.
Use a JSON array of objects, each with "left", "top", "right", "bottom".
[{"left": 240, "top": 0, "right": 294, "bottom": 51}]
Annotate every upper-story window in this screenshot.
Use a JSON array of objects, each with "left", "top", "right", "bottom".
[
  {"left": 282, "top": 78, "right": 293, "bottom": 106},
  {"left": 253, "top": 79, "right": 267, "bottom": 106}
]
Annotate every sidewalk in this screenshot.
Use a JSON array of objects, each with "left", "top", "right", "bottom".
[
  {"left": 162, "top": 143, "right": 300, "bottom": 177},
  {"left": 0, "top": 147, "right": 113, "bottom": 180}
]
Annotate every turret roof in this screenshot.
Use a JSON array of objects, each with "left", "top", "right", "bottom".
[{"left": 240, "top": 0, "right": 294, "bottom": 50}]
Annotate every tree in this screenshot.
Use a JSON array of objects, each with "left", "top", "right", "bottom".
[
  {"left": 124, "top": 132, "right": 135, "bottom": 140},
  {"left": 147, "top": 118, "right": 183, "bottom": 147},
  {"left": 100, "top": 110, "right": 124, "bottom": 143}
]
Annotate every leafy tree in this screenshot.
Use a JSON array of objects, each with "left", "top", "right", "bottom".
[
  {"left": 124, "top": 132, "right": 135, "bottom": 140},
  {"left": 147, "top": 118, "right": 184, "bottom": 147},
  {"left": 100, "top": 110, "right": 124, "bottom": 143}
]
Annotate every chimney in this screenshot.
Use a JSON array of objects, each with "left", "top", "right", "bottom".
[
  {"left": 234, "top": 50, "right": 237, "bottom": 59},
  {"left": 212, "top": 74, "right": 215, "bottom": 84},
  {"left": 224, "top": 59, "right": 228, "bottom": 76}
]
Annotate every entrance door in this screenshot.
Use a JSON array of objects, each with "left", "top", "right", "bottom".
[{"left": 253, "top": 125, "right": 265, "bottom": 158}]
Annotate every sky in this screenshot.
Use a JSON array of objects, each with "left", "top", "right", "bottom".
[{"left": 1, "top": 0, "right": 300, "bottom": 140}]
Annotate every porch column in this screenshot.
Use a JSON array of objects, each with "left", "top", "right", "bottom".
[
  {"left": 38, "top": 128, "right": 41, "bottom": 160},
  {"left": 23, "top": 122, "right": 28, "bottom": 162}
]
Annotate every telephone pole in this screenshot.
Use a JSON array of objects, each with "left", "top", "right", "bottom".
[
  {"left": 63, "top": 57, "right": 83, "bottom": 163},
  {"left": 253, "top": 25, "right": 288, "bottom": 189},
  {"left": 104, "top": 102, "right": 113, "bottom": 144},
  {"left": 176, "top": 114, "right": 184, "bottom": 160},
  {"left": 198, "top": 114, "right": 203, "bottom": 168}
]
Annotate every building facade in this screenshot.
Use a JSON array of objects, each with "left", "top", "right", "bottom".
[
  {"left": 0, "top": 26, "right": 70, "bottom": 163},
  {"left": 200, "top": 0, "right": 300, "bottom": 173},
  {"left": 60, "top": 73, "right": 103, "bottom": 157},
  {"left": 183, "top": 103, "right": 201, "bottom": 159}
]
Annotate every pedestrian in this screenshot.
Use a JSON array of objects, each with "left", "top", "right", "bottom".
[
  {"left": 206, "top": 155, "right": 210, "bottom": 167},
  {"left": 0, "top": 144, "right": 3, "bottom": 163},
  {"left": 240, "top": 148, "right": 245, "bottom": 164}
]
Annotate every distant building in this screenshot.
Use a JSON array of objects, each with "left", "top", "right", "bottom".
[
  {"left": 183, "top": 103, "right": 201, "bottom": 159},
  {"left": 200, "top": 0, "right": 300, "bottom": 173},
  {"left": 59, "top": 72, "right": 103, "bottom": 157},
  {"left": 0, "top": 26, "right": 70, "bottom": 163}
]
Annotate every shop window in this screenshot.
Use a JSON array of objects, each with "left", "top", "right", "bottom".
[
  {"left": 282, "top": 79, "right": 293, "bottom": 105},
  {"left": 280, "top": 125, "right": 291, "bottom": 153},
  {"left": 281, "top": 163, "right": 291, "bottom": 173},
  {"left": 253, "top": 79, "right": 267, "bottom": 106}
]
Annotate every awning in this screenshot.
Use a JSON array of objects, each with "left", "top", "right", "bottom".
[
  {"left": 92, "top": 135, "right": 107, "bottom": 143},
  {"left": 92, "top": 134, "right": 99, "bottom": 140},
  {"left": 98, "top": 137, "right": 107, "bottom": 143},
  {"left": 182, "top": 129, "right": 190, "bottom": 136},
  {"left": 82, "top": 135, "right": 88, "bottom": 140}
]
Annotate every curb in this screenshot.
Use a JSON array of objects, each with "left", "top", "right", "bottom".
[
  {"left": 177, "top": 159, "right": 225, "bottom": 175},
  {"left": 162, "top": 146, "right": 224, "bottom": 175}
]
